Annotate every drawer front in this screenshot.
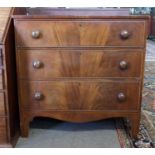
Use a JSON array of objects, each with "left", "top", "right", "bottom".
[
  {"left": 0, "top": 93, "right": 5, "bottom": 115},
  {"left": 19, "top": 81, "right": 140, "bottom": 111},
  {"left": 14, "top": 20, "right": 145, "bottom": 47},
  {"left": 0, "top": 118, "right": 8, "bottom": 144},
  {"left": 17, "top": 50, "right": 143, "bottom": 79}
]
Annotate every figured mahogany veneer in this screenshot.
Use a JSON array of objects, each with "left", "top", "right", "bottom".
[
  {"left": 13, "top": 8, "right": 149, "bottom": 139},
  {"left": 16, "top": 49, "right": 143, "bottom": 79},
  {"left": 14, "top": 20, "right": 145, "bottom": 48},
  {"left": 19, "top": 81, "right": 141, "bottom": 110}
]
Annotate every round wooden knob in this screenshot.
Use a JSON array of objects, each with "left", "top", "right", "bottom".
[
  {"left": 33, "top": 60, "right": 42, "bottom": 69},
  {"left": 117, "top": 93, "right": 126, "bottom": 102},
  {"left": 119, "top": 60, "right": 128, "bottom": 70},
  {"left": 120, "top": 30, "right": 130, "bottom": 39},
  {"left": 34, "top": 92, "right": 43, "bottom": 100},
  {"left": 32, "top": 30, "right": 40, "bottom": 39}
]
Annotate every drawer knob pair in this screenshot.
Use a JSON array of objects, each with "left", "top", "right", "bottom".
[
  {"left": 117, "top": 92, "right": 126, "bottom": 102},
  {"left": 119, "top": 60, "right": 128, "bottom": 70},
  {"left": 33, "top": 60, "right": 42, "bottom": 69},
  {"left": 120, "top": 30, "right": 130, "bottom": 39},
  {"left": 32, "top": 30, "right": 41, "bottom": 39},
  {"left": 33, "top": 92, "right": 126, "bottom": 102},
  {"left": 31, "top": 30, "right": 130, "bottom": 39},
  {"left": 32, "top": 60, "right": 128, "bottom": 71}
]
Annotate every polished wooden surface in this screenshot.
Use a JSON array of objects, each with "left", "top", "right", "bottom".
[
  {"left": 14, "top": 20, "right": 145, "bottom": 47},
  {"left": 13, "top": 8, "right": 148, "bottom": 139},
  {"left": 19, "top": 81, "right": 140, "bottom": 110},
  {"left": 3, "top": 18, "right": 19, "bottom": 147},
  {"left": 16, "top": 49, "right": 143, "bottom": 79},
  {"left": 0, "top": 8, "right": 19, "bottom": 147}
]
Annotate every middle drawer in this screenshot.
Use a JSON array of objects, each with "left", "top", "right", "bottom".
[{"left": 16, "top": 49, "right": 143, "bottom": 79}]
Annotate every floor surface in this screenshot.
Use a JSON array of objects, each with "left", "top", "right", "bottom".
[{"left": 16, "top": 119, "right": 120, "bottom": 148}]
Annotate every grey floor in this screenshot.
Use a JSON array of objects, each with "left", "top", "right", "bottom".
[{"left": 16, "top": 118, "right": 121, "bottom": 148}]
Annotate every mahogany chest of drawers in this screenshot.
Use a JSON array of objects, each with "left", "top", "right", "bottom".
[
  {"left": 0, "top": 8, "right": 19, "bottom": 147},
  {"left": 13, "top": 8, "right": 149, "bottom": 138}
]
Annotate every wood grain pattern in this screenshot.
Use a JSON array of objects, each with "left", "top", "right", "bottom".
[
  {"left": 14, "top": 20, "right": 146, "bottom": 47},
  {"left": 19, "top": 80, "right": 141, "bottom": 111},
  {"left": 13, "top": 8, "right": 149, "bottom": 139},
  {"left": 16, "top": 49, "right": 143, "bottom": 79}
]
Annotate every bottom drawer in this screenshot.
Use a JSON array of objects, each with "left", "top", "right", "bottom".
[
  {"left": 0, "top": 117, "right": 8, "bottom": 144},
  {"left": 19, "top": 81, "right": 141, "bottom": 111}
]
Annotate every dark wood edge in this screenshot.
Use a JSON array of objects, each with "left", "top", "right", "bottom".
[
  {"left": 1, "top": 8, "right": 20, "bottom": 147},
  {"left": 10, "top": 130, "right": 20, "bottom": 148},
  {"left": 12, "top": 15, "right": 150, "bottom": 20}
]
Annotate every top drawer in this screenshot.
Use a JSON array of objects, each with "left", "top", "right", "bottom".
[{"left": 14, "top": 20, "right": 146, "bottom": 48}]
